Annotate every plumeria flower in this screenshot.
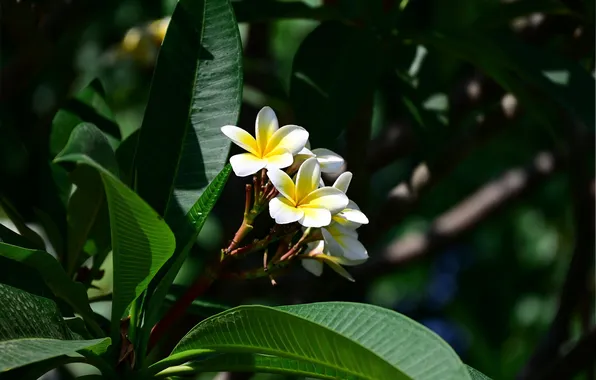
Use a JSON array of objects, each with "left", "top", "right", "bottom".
[
  {"left": 331, "top": 172, "right": 369, "bottom": 229},
  {"left": 321, "top": 222, "right": 368, "bottom": 262},
  {"left": 287, "top": 141, "right": 344, "bottom": 174},
  {"left": 221, "top": 106, "right": 309, "bottom": 177},
  {"left": 267, "top": 157, "right": 348, "bottom": 228},
  {"left": 300, "top": 240, "right": 358, "bottom": 282}
]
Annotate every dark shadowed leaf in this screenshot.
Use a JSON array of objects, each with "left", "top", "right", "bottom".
[
  {"left": 54, "top": 123, "right": 176, "bottom": 341},
  {"left": 137, "top": 164, "right": 232, "bottom": 357},
  {"left": 290, "top": 22, "right": 382, "bottom": 149},
  {"left": 0, "top": 284, "right": 109, "bottom": 373},
  {"left": 66, "top": 166, "right": 110, "bottom": 275},
  {"left": 0, "top": 242, "right": 102, "bottom": 336},
  {"left": 134, "top": 0, "right": 242, "bottom": 229}
]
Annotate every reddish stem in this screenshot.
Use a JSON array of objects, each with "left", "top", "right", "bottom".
[{"left": 148, "top": 262, "right": 221, "bottom": 352}]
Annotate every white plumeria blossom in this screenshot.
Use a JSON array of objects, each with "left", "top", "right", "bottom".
[
  {"left": 267, "top": 157, "right": 348, "bottom": 228},
  {"left": 221, "top": 106, "right": 309, "bottom": 177},
  {"left": 292, "top": 141, "right": 344, "bottom": 174},
  {"left": 322, "top": 222, "right": 368, "bottom": 262},
  {"left": 331, "top": 172, "right": 369, "bottom": 229},
  {"left": 300, "top": 237, "right": 361, "bottom": 282}
]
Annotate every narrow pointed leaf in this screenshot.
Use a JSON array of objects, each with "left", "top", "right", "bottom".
[
  {"left": 0, "top": 284, "right": 109, "bottom": 373},
  {"left": 55, "top": 123, "right": 176, "bottom": 339},
  {"left": 134, "top": 0, "right": 242, "bottom": 229}
]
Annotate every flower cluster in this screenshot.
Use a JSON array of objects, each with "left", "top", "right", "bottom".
[{"left": 221, "top": 106, "right": 369, "bottom": 281}]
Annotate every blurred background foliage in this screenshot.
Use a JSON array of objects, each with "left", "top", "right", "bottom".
[{"left": 0, "top": 0, "right": 594, "bottom": 379}]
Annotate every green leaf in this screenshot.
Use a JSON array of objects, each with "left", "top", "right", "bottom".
[
  {"left": 182, "top": 352, "right": 370, "bottom": 379},
  {"left": 152, "top": 302, "right": 471, "bottom": 380},
  {"left": 50, "top": 79, "right": 120, "bottom": 157},
  {"left": 0, "top": 284, "right": 109, "bottom": 373},
  {"left": 136, "top": 164, "right": 232, "bottom": 360},
  {"left": 54, "top": 123, "right": 176, "bottom": 341},
  {"left": 66, "top": 166, "right": 110, "bottom": 275},
  {"left": 0, "top": 242, "right": 103, "bottom": 337},
  {"left": 466, "top": 365, "right": 492, "bottom": 380},
  {"left": 290, "top": 22, "right": 382, "bottom": 149},
  {"left": 0, "top": 223, "right": 37, "bottom": 249},
  {"left": 134, "top": 0, "right": 242, "bottom": 228}
]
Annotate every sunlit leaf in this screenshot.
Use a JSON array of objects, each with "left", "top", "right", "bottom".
[{"left": 152, "top": 302, "right": 471, "bottom": 380}]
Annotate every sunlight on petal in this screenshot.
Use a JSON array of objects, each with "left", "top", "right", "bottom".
[
  {"left": 221, "top": 125, "right": 259, "bottom": 156},
  {"left": 301, "top": 187, "right": 348, "bottom": 214},
  {"left": 266, "top": 168, "right": 295, "bottom": 201},
  {"left": 312, "top": 148, "right": 344, "bottom": 174},
  {"left": 299, "top": 207, "right": 331, "bottom": 228},
  {"left": 269, "top": 197, "right": 303, "bottom": 224},
  {"left": 295, "top": 157, "right": 321, "bottom": 202},
  {"left": 264, "top": 149, "right": 294, "bottom": 170},
  {"left": 229, "top": 153, "right": 266, "bottom": 177},
  {"left": 301, "top": 258, "right": 324, "bottom": 276},
  {"left": 332, "top": 171, "right": 352, "bottom": 193},
  {"left": 255, "top": 106, "right": 279, "bottom": 153},
  {"left": 266, "top": 125, "right": 309, "bottom": 155},
  {"left": 335, "top": 208, "right": 369, "bottom": 225}
]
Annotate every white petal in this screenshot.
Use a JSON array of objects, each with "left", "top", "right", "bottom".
[
  {"left": 312, "top": 148, "right": 344, "bottom": 174},
  {"left": 322, "top": 227, "right": 344, "bottom": 257},
  {"left": 255, "top": 106, "right": 279, "bottom": 152},
  {"left": 295, "top": 157, "right": 321, "bottom": 202},
  {"left": 266, "top": 125, "right": 309, "bottom": 155},
  {"left": 300, "top": 187, "right": 348, "bottom": 214},
  {"left": 269, "top": 196, "right": 303, "bottom": 224},
  {"left": 332, "top": 171, "right": 352, "bottom": 193},
  {"left": 264, "top": 149, "right": 294, "bottom": 170},
  {"left": 301, "top": 259, "right": 324, "bottom": 276},
  {"left": 306, "top": 240, "right": 325, "bottom": 255},
  {"left": 221, "top": 125, "right": 259, "bottom": 156},
  {"left": 229, "top": 153, "right": 266, "bottom": 177},
  {"left": 328, "top": 222, "right": 358, "bottom": 238},
  {"left": 266, "top": 168, "right": 295, "bottom": 201},
  {"left": 335, "top": 208, "right": 369, "bottom": 225},
  {"left": 299, "top": 207, "right": 331, "bottom": 228},
  {"left": 297, "top": 146, "right": 314, "bottom": 156},
  {"left": 338, "top": 234, "right": 369, "bottom": 261}
]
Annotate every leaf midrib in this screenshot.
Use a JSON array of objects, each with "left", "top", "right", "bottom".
[{"left": 173, "top": 305, "right": 411, "bottom": 380}]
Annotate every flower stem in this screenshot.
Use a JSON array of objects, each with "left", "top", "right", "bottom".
[{"left": 147, "top": 261, "right": 221, "bottom": 352}]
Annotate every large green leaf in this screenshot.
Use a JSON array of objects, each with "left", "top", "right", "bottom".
[
  {"left": 137, "top": 164, "right": 232, "bottom": 359},
  {"left": 290, "top": 22, "right": 382, "bottom": 149},
  {"left": 0, "top": 283, "right": 109, "bottom": 373},
  {"left": 466, "top": 365, "right": 492, "bottom": 380},
  {"left": 50, "top": 79, "right": 120, "bottom": 157},
  {"left": 191, "top": 355, "right": 492, "bottom": 380},
  {"left": 0, "top": 242, "right": 102, "bottom": 336},
  {"left": 54, "top": 123, "right": 176, "bottom": 340},
  {"left": 66, "top": 165, "right": 110, "bottom": 275},
  {"left": 134, "top": 0, "right": 242, "bottom": 228},
  {"left": 151, "top": 302, "right": 471, "bottom": 380}
]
